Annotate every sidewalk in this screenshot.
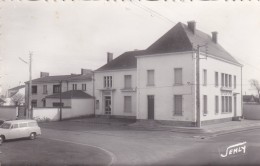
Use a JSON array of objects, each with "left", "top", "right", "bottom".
[
  {"left": 68, "top": 117, "right": 260, "bottom": 135},
  {"left": 128, "top": 119, "right": 260, "bottom": 135}
]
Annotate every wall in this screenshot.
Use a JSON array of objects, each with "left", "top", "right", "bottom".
[
  {"left": 0, "top": 106, "right": 17, "bottom": 120},
  {"left": 136, "top": 52, "right": 196, "bottom": 122},
  {"left": 94, "top": 69, "right": 137, "bottom": 117},
  {"left": 33, "top": 107, "right": 60, "bottom": 121},
  {"left": 200, "top": 54, "right": 242, "bottom": 121},
  {"left": 65, "top": 98, "right": 94, "bottom": 118},
  {"left": 45, "top": 98, "right": 71, "bottom": 107},
  {"left": 243, "top": 104, "right": 260, "bottom": 120},
  {"left": 33, "top": 98, "right": 94, "bottom": 121}
]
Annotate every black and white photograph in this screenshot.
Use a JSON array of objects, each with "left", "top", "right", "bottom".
[{"left": 0, "top": 1, "right": 260, "bottom": 165}]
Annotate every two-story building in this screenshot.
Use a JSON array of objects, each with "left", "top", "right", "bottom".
[
  {"left": 95, "top": 21, "right": 242, "bottom": 126},
  {"left": 25, "top": 69, "right": 94, "bottom": 108}
]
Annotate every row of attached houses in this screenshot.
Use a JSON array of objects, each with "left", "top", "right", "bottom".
[
  {"left": 25, "top": 69, "right": 94, "bottom": 108},
  {"left": 25, "top": 21, "right": 242, "bottom": 126}
]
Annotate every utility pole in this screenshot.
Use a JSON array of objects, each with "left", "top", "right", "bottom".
[
  {"left": 59, "top": 81, "right": 62, "bottom": 121},
  {"left": 29, "top": 52, "right": 32, "bottom": 119},
  {"left": 19, "top": 52, "right": 32, "bottom": 119},
  {"left": 196, "top": 44, "right": 208, "bottom": 128},
  {"left": 196, "top": 46, "right": 201, "bottom": 127}
]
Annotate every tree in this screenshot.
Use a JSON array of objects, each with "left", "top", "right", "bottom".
[
  {"left": 11, "top": 93, "right": 25, "bottom": 106},
  {"left": 250, "top": 79, "right": 260, "bottom": 103}
]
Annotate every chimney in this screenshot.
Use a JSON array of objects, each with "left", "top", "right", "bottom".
[
  {"left": 40, "top": 72, "right": 49, "bottom": 78},
  {"left": 81, "top": 68, "right": 93, "bottom": 75},
  {"left": 212, "top": 31, "right": 218, "bottom": 43},
  {"left": 107, "top": 52, "right": 113, "bottom": 63},
  {"left": 187, "top": 21, "right": 196, "bottom": 34}
]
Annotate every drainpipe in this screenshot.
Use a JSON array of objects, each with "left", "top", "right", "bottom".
[
  {"left": 59, "top": 81, "right": 62, "bottom": 121},
  {"left": 93, "top": 72, "right": 96, "bottom": 117},
  {"left": 241, "top": 66, "right": 243, "bottom": 118}
]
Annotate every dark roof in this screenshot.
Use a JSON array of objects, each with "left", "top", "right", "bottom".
[
  {"left": 0, "top": 98, "right": 5, "bottom": 103},
  {"left": 45, "top": 90, "right": 93, "bottom": 99},
  {"left": 146, "top": 22, "right": 240, "bottom": 64},
  {"left": 26, "top": 73, "right": 92, "bottom": 84},
  {"left": 96, "top": 22, "right": 241, "bottom": 71},
  {"left": 243, "top": 95, "right": 258, "bottom": 102},
  {"left": 96, "top": 50, "right": 147, "bottom": 71},
  {"left": 8, "top": 85, "right": 25, "bottom": 91}
]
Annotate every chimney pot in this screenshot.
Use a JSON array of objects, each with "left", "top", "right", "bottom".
[
  {"left": 40, "top": 72, "right": 49, "bottom": 78},
  {"left": 212, "top": 31, "right": 218, "bottom": 43},
  {"left": 107, "top": 52, "right": 113, "bottom": 63},
  {"left": 187, "top": 21, "right": 196, "bottom": 34}
]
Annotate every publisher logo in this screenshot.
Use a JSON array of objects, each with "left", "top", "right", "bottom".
[{"left": 220, "top": 142, "right": 247, "bottom": 158}]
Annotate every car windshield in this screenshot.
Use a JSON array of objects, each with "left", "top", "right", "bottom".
[{"left": 0, "top": 122, "right": 11, "bottom": 129}]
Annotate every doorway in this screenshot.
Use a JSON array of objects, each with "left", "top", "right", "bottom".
[
  {"left": 147, "top": 95, "right": 154, "bottom": 120},
  {"left": 104, "top": 96, "right": 111, "bottom": 115}
]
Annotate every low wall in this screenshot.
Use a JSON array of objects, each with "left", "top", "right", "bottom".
[
  {"left": 243, "top": 104, "right": 260, "bottom": 120},
  {"left": 0, "top": 106, "right": 17, "bottom": 120}
]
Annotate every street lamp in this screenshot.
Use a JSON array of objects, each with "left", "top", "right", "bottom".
[{"left": 19, "top": 52, "right": 32, "bottom": 119}]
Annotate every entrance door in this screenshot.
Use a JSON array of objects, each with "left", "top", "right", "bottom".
[
  {"left": 105, "top": 96, "right": 111, "bottom": 115},
  {"left": 147, "top": 95, "right": 154, "bottom": 120}
]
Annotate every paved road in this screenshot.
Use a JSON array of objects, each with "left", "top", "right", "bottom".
[
  {"left": 40, "top": 121, "right": 199, "bottom": 165},
  {"left": 0, "top": 137, "right": 111, "bottom": 165},
  {"left": 159, "top": 128, "right": 260, "bottom": 166}
]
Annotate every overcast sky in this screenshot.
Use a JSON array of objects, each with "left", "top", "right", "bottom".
[{"left": 0, "top": 1, "right": 260, "bottom": 95}]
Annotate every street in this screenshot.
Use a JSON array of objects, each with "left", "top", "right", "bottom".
[{"left": 0, "top": 120, "right": 260, "bottom": 165}]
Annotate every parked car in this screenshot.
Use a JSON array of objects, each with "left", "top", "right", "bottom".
[
  {"left": 0, "top": 119, "right": 5, "bottom": 126},
  {"left": 0, "top": 119, "right": 41, "bottom": 144}
]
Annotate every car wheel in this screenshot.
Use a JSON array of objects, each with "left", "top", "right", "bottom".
[
  {"left": 0, "top": 136, "right": 4, "bottom": 144},
  {"left": 29, "top": 133, "right": 36, "bottom": 140}
]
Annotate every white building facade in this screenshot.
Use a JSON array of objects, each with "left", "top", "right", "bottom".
[{"left": 95, "top": 21, "right": 242, "bottom": 126}]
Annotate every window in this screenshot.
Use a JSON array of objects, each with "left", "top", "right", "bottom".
[
  {"left": 203, "top": 95, "right": 207, "bottom": 115},
  {"left": 221, "top": 96, "right": 225, "bottom": 113},
  {"left": 53, "top": 102, "right": 64, "bottom": 107},
  {"left": 31, "top": 100, "right": 37, "bottom": 107},
  {"left": 215, "top": 72, "right": 218, "bottom": 87},
  {"left": 43, "top": 85, "right": 47, "bottom": 94},
  {"left": 234, "top": 75, "right": 236, "bottom": 89},
  {"left": 104, "top": 76, "right": 112, "bottom": 88},
  {"left": 203, "top": 69, "right": 207, "bottom": 86},
  {"left": 73, "top": 84, "right": 77, "bottom": 90},
  {"left": 124, "top": 96, "right": 132, "bottom": 113},
  {"left": 225, "top": 74, "right": 228, "bottom": 87},
  {"left": 124, "top": 75, "right": 132, "bottom": 89},
  {"left": 28, "top": 122, "right": 37, "bottom": 127},
  {"left": 19, "top": 123, "right": 28, "bottom": 128},
  {"left": 225, "top": 96, "right": 228, "bottom": 113},
  {"left": 229, "top": 75, "right": 232, "bottom": 88},
  {"left": 229, "top": 96, "right": 232, "bottom": 112},
  {"left": 147, "top": 70, "right": 155, "bottom": 86},
  {"left": 32, "top": 86, "right": 37, "bottom": 94},
  {"left": 82, "top": 84, "right": 86, "bottom": 91},
  {"left": 174, "top": 95, "right": 182, "bottom": 116},
  {"left": 12, "top": 124, "right": 18, "bottom": 129},
  {"left": 53, "top": 85, "right": 61, "bottom": 93},
  {"left": 96, "top": 100, "right": 99, "bottom": 110},
  {"left": 174, "top": 68, "right": 182, "bottom": 85},
  {"left": 215, "top": 96, "right": 219, "bottom": 114},
  {"left": 221, "top": 73, "right": 224, "bottom": 87},
  {"left": 234, "top": 96, "right": 237, "bottom": 113}
]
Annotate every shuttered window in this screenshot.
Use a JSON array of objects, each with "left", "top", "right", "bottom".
[
  {"left": 124, "top": 75, "right": 132, "bottom": 89},
  {"left": 174, "top": 68, "right": 182, "bottom": 85},
  {"left": 147, "top": 70, "right": 155, "bottom": 86},
  {"left": 124, "top": 96, "right": 132, "bottom": 113},
  {"left": 215, "top": 96, "right": 219, "bottom": 114},
  {"left": 203, "top": 95, "right": 207, "bottom": 114},
  {"left": 174, "top": 95, "right": 182, "bottom": 115}
]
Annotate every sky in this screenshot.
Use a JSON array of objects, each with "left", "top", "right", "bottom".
[{"left": 0, "top": 0, "right": 260, "bottom": 95}]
